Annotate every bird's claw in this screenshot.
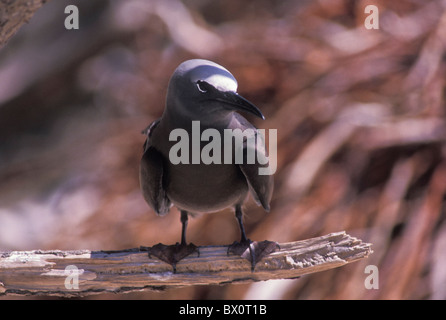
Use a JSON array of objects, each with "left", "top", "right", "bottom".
[
  {"left": 147, "top": 242, "right": 199, "bottom": 273},
  {"left": 227, "top": 239, "right": 280, "bottom": 272}
]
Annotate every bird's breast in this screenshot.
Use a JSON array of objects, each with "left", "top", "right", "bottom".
[
  {"left": 151, "top": 119, "right": 252, "bottom": 213},
  {"left": 164, "top": 162, "right": 248, "bottom": 213}
]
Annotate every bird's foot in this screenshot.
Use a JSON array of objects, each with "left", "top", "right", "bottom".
[
  {"left": 227, "top": 239, "right": 280, "bottom": 272},
  {"left": 147, "top": 242, "right": 199, "bottom": 273}
]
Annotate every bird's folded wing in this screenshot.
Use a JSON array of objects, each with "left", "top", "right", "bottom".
[
  {"left": 140, "top": 145, "right": 171, "bottom": 216},
  {"left": 238, "top": 136, "right": 274, "bottom": 212}
]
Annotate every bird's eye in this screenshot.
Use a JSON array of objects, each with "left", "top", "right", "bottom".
[{"left": 196, "top": 81, "right": 209, "bottom": 93}]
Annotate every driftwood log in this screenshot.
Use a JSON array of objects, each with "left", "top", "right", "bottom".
[{"left": 0, "top": 231, "right": 371, "bottom": 297}]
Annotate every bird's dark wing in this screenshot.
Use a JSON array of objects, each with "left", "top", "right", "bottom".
[
  {"left": 141, "top": 119, "right": 160, "bottom": 152},
  {"left": 238, "top": 130, "right": 274, "bottom": 212},
  {"left": 139, "top": 119, "right": 171, "bottom": 215}
]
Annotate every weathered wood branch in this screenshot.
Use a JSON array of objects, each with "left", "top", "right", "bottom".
[
  {"left": 0, "top": 231, "right": 372, "bottom": 297},
  {"left": 0, "top": 0, "right": 49, "bottom": 48}
]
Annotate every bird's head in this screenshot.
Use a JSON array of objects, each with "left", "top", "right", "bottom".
[{"left": 165, "top": 59, "right": 264, "bottom": 122}]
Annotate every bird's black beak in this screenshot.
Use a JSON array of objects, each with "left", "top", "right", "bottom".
[{"left": 214, "top": 91, "right": 265, "bottom": 120}]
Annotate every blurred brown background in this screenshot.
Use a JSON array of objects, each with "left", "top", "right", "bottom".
[{"left": 1, "top": 0, "right": 446, "bottom": 299}]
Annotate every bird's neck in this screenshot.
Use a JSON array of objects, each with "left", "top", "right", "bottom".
[{"left": 162, "top": 106, "right": 233, "bottom": 131}]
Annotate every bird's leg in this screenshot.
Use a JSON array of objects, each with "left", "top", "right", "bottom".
[
  {"left": 180, "top": 209, "right": 188, "bottom": 245},
  {"left": 228, "top": 204, "right": 280, "bottom": 271},
  {"left": 148, "top": 210, "right": 199, "bottom": 273},
  {"left": 236, "top": 204, "right": 249, "bottom": 243}
]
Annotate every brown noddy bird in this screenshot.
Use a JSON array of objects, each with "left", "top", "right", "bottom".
[{"left": 140, "top": 59, "right": 278, "bottom": 272}]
